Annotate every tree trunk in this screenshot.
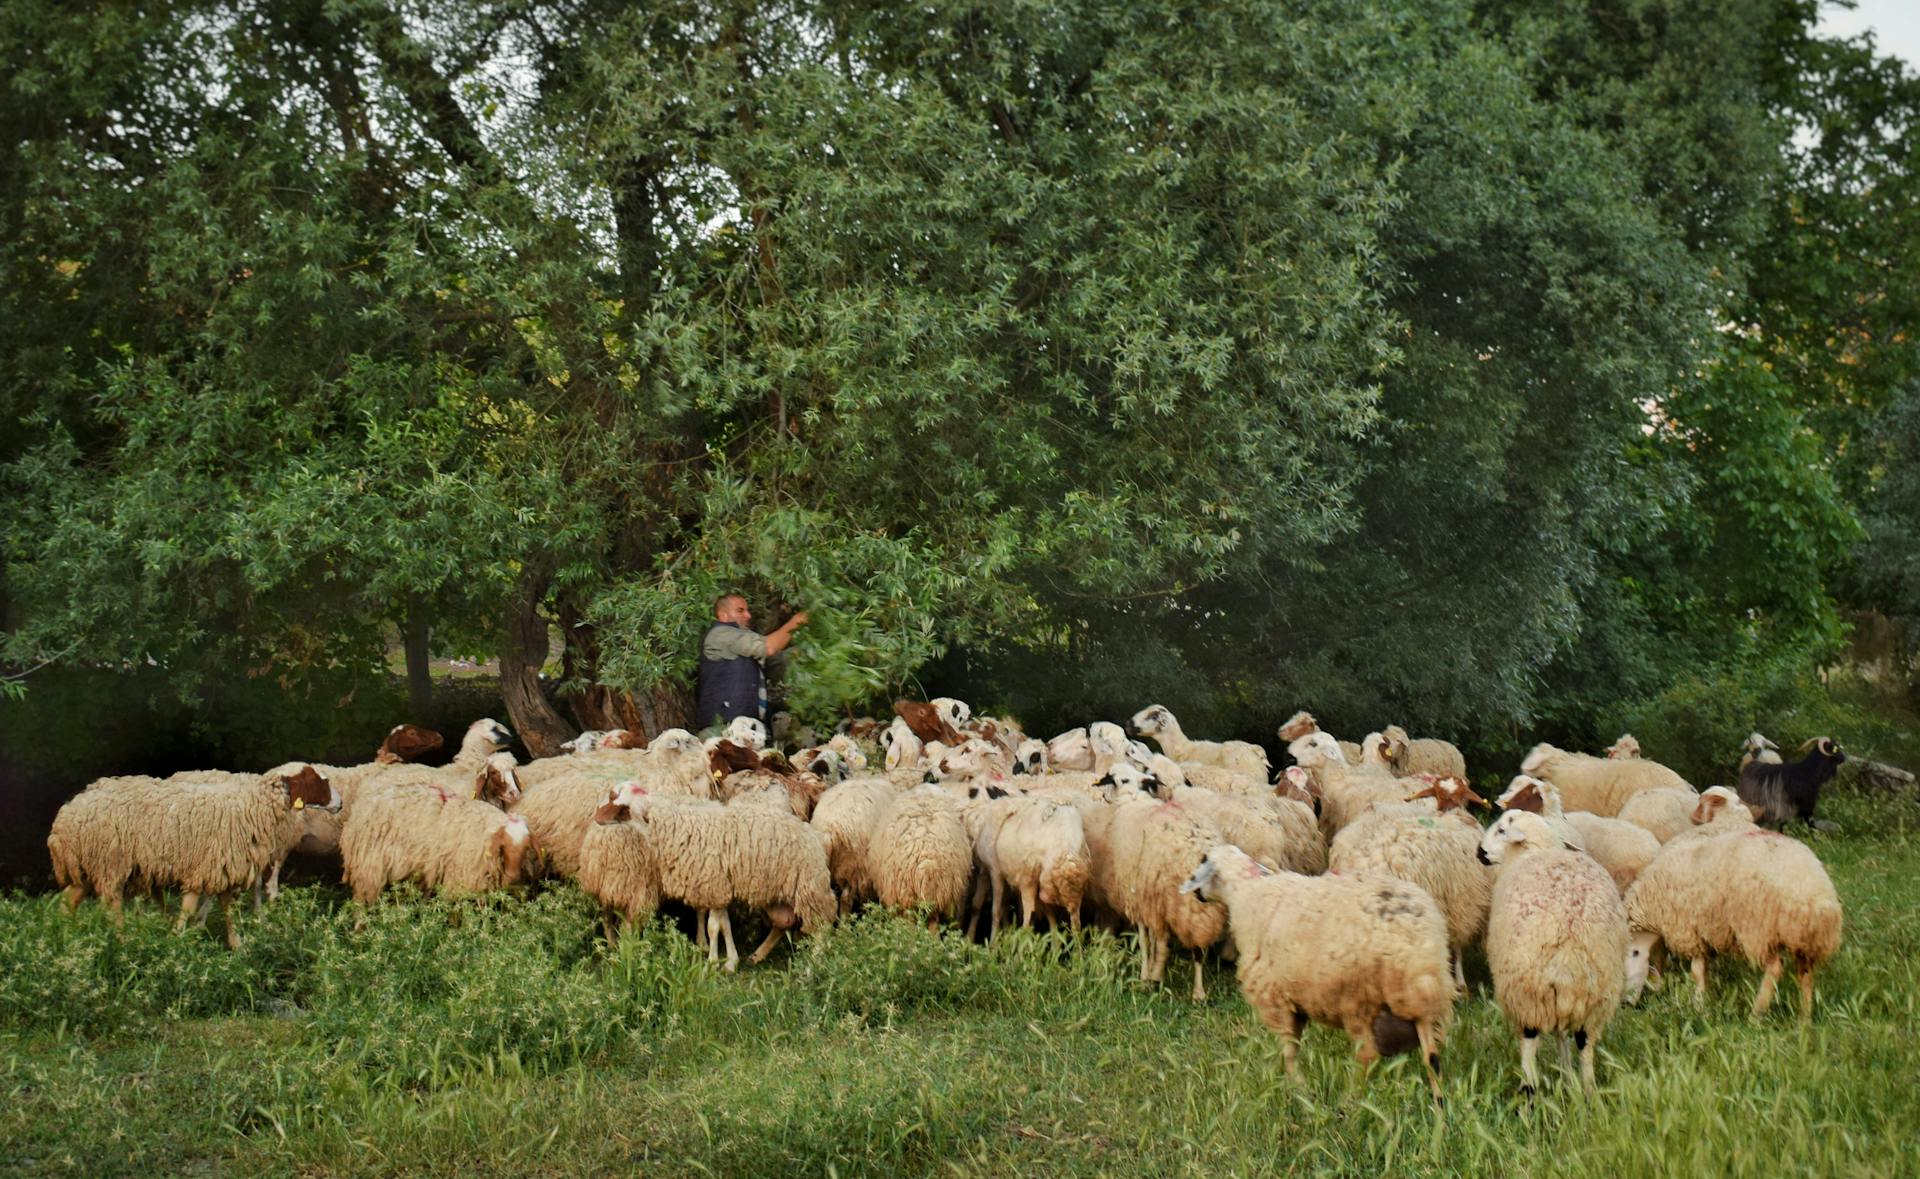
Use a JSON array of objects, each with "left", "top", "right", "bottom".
[
  {"left": 556, "top": 595, "right": 691, "bottom": 740},
  {"left": 403, "top": 593, "right": 432, "bottom": 723},
  {"left": 499, "top": 568, "right": 576, "bottom": 758}
]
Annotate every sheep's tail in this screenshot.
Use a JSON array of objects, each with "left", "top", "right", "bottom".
[{"left": 47, "top": 832, "right": 78, "bottom": 890}]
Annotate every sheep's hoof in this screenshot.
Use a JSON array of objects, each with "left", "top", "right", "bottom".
[{"left": 1518, "top": 1084, "right": 1535, "bottom": 1100}]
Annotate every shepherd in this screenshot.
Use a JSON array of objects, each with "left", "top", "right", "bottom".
[{"left": 694, "top": 593, "right": 809, "bottom": 731}]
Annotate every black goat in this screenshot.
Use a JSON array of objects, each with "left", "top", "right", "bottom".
[{"left": 1736, "top": 737, "right": 1846, "bottom": 828}]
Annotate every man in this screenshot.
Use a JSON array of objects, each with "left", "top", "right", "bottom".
[{"left": 694, "top": 593, "right": 809, "bottom": 730}]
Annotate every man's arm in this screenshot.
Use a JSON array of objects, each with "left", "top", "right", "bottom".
[{"left": 764, "top": 610, "right": 810, "bottom": 657}]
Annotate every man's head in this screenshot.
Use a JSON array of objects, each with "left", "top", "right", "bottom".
[{"left": 714, "top": 593, "right": 751, "bottom": 625}]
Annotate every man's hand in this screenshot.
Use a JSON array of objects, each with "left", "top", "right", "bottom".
[
  {"left": 787, "top": 610, "right": 811, "bottom": 629},
  {"left": 765, "top": 607, "right": 809, "bottom": 657}
]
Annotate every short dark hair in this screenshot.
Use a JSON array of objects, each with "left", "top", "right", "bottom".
[{"left": 713, "top": 592, "right": 745, "bottom": 615}]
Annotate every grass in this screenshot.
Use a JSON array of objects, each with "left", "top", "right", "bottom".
[{"left": 4, "top": 789, "right": 1919, "bottom": 1178}]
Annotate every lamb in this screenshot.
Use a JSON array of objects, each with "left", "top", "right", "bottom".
[
  {"left": 1380, "top": 724, "right": 1468, "bottom": 779},
  {"left": 1737, "top": 737, "right": 1847, "bottom": 829},
  {"left": 577, "top": 794, "right": 662, "bottom": 942},
  {"left": 1180, "top": 844, "right": 1451, "bottom": 1098},
  {"left": 1604, "top": 734, "right": 1642, "bottom": 759},
  {"left": 1616, "top": 787, "right": 1703, "bottom": 844},
  {"left": 866, "top": 783, "right": 974, "bottom": 926},
  {"left": 1520, "top": 742, "right": 1693, "bottom": 816},
  {"left": 1623, "top": 794, "right": 1843, "bottom": 1021},
  {"left": 337, "top": 778, "right": 532, "bottom": 904},
  {"left": 620, "top": 783, "right": 837, "bottom": 969},
  {"left": 1737, "top": 731, "right": 1783, "bottom": 772},
  {"left": 1476, "top": 810, "right": 1630, "bottom": 1093},
  {"left": 1277, "top": 710, "right": 1362, "bottom": 767},
  {"left": 1130, "top": 704, "right": 1269, "bottom": 782},
  {"left": 48, "top": 763, "right": 339, "bottom": 946},
  {"left": 1102, "top": 795, "right": 1228, "bottom": 1000},
  {"left": 1328, "top": 788, "right": 1494, "bottom": 993},
  {"left": 808, "top": 776, "right": 903, "bottom": 913},
  {"left": 1499, "top": 774, "right": 1662, "bottom": 894},
  {"left": 972, "top": 793, "right": 1092, "bottom": 936},
  {"left": 1287, "top": 732, "right": 1406, "bottom": 839}
]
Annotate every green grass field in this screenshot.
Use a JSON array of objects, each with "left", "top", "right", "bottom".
[{"left": 5, "top": 790, "right": 1918, "bottom": 1178}]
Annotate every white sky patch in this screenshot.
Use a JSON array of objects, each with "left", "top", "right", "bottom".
[{"left": 1817, "top": 0, "right": 1920, "bottom": 65}]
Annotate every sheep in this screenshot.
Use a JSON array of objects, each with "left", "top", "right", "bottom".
[
  {"left": 1130, "top": 704, "right": 1269, "bottom": 782},
  {"left": 1737, "top": 737, "right": 1847, "bottom": 829},
  {"left": 931, "top": 697, "right": 972, "bottom": 731},
  {"left": 1329, "top": 788, "right": 1494, "bottom": 993},
  {"left": 893, "top": 699, "right": 963, "bottom": 746},
  {"left": 517, "top": 727, "right": 713, "bottom": 797},
  {"left": 1476, "top": 810, "right": 1629, "bottom": 1094},
  {"left": 577, "top": 793, "right": 662, "bottom": 942},
  {"left": 866, "top": 783, "right": 974, "bottom": 927},
  {"left": 1737, "top": 731, "right": 1783, "bottom": 772},
  {"left": 512, "top": 762, "right": 634, "bottom": 880},
  {"left": 561, "top": 728, "right": 645, "bottom": 754},
  {"left": 723, "top": 715, "right": 768, "bottom": 751},
  {"left": 1604, "top": 734, "right": 1641, "bottom": 759},
  {"left": 1046, "top": 728, "right": 1093, "bottom": 771},
  {"left": 1180, "top": 843, "right": 1451, "bottom": 1098},
  {"left": 48, "top": 764, "right": 339, "bottom": 946},
  {"left": 1277, "top": 710, "right": 1362, "bottom": 767},
  {"left": 1520, "top": 742, "right": 1693, "bottom": 817},
  {"left": 1499, "top": 774, "right": 1664, "bottom": 895},
  {"left": 1102, "top": 795, "right": 1228, "bottom": 1000},
  {"left": 1616, "top": 787, "right": 1703, "bottom": 844},
  {"left": 1380, "top": 724, "right": 1467, "bottom": 780},
  {"left": 1623, "top": 798, "right": 1843, "bottom": 1021},
  {"left": 1013, "top": 738, "right": 1049, "bottom": 775},
  {"left": 881, "top": 717, "right": 924, "bottom": 771},
  {"left": 1288, "top": 732, "right": 1406, "bottom": 839},
  {"left": 619, "top": 783, "right": 837, "bottom": 970},
  {"left": 1131, "top": 766, "right": 1324, "bottom": 876},
  {"left": 1087, "top": 722, "right": 1134, "bottom": 774},
  {"left": 809, "top": 776, "right": 904, "bottom": 912},
  {"left": 337, "top": 779, "right": 532, "bottom": 904},
  {"left": 972, "top": 794, "right": 1092, "bottom": 936}
]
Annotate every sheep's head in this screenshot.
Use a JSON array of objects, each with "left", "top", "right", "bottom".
[
  {"left": 1088, "top": 722, "right": 1130, "bottom": 758},
  {"left": 492, "top": 814, "right": 531, "bottom": 883},
  {"left": 1128, "top": 705, "right": 1172, "bottom": 738},
  {"left": 826, "top": 733, "right": 868, "bottom": 772},
  {"left": 709, "top": 739, "right": 763, "bottom": 778},
  {"left": 930, "top": 697, "right": 972, "bottom": 730},
  {"left": 1379, "top": 725, "right": 1411, "bottom": 765},
  {"left": 1519, "top": 742, "right": 1558, "bottom": 777},
  {"left": 479, "top": 753, "right": 523, "bottom": 805},
  {"left": 1277, "top": 766, "right": 1320, "bottom": 809},
  {"left": 603, "top": 729, "right": 646, "bottom": 750},
  {"left": 1179, "top": 844, "right": 1266, "bottom": 902},
  {"left": 467, "top": 718, "right": 514, "bottom": 754},
  {"left": 1098, "top": 761, "right": 1163, "bottom": 800},
  {"left": 935, "top": 737, "right": 1003, "bottom": 779},
  {"left": 1014, "top": 738, "right": 1048, "bottom": 774},
  {"left": 1276, "top": 710, "right": 1320, "bottom": 743},
  {"left": 1359, "top": 732, "right": 1395, "bottom": 768},
  {"left": 884, "top": 725, "right": 924, "bottom": 771},
  {"left": 592, "top": 800, "right": 632, "bottom": 824},
  {"left": 1624, "top": 931, "right": 1662, "bottom": 1005},
  {"left": 1496, "top": 775, "right": 1552, "bottom": 815},
  {"left": 1287, "top": 731, "right": 1345, "bottom": 768},
  {"left": 1691, "top": 785, "right": 1758, "bottom": 827},
  {"left": 894, "top": 699, "right": 962, "bottom": 745},
  {"left": 1745, "top": 732, "right": 1779, "bottom": 755},
  {"left": 1409, "top": 774, "right": 1485, "bottom": 813},
  {"left": 1605, "top": 733, "right": 1641, "bottom": 759},
  {"left": 649, "top": 728, "right": 701, "bottom": 755},
  {"left": 1044, "top": 728, "right": 1092, "bottom": 771},
  {"left": 1477, "top": 810, "right": 1556, "bottom": 866},
  {"left": 269, "top": 763, "right": 338, "bottom": 812},
  {"left": 376, "top": 724, "right": 444, "bottom": 765},
  {"left": 801, "top": 748, "right": 844, "bottom": 782},
  {"left": 724, "top": 715, "right": 769, "bottom": 751}
]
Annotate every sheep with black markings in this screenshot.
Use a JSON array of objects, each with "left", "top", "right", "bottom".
[
  {"left": 1329, "top": 787, "right": 1493, "bottom": 993},
  {"left": 1477, "top": 810, "right": 1630, "bottom": 1094},
  {"left": 1181, "top": 843, "right": 1451, "bottom": 1098}
]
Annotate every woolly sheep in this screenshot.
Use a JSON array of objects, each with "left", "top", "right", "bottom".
[
  {"left": 1329, "top": 790, "right": 1493, "bottom": 992},
  {"left": 49, "top": 764, "right": 338, "bottom": 946},
  {"left": 881, "top": 717, "right": 924, "bottom": 770},
  {"left": 561, "top": 728, "right": 645, "bottom": 754},
  {"left": 1276, "top": 710, "right": 1362, "bottom": 767},
  {"left": 1616, "top": 787, "right": 1703, "bottom": 844},
  {"left": 1046, "top": 728, "right": 1093, "bottom": 772},
  {"left": 577, "top": 793, "right": 662, "bottom": 942},
  {"left": 1380, "top": 724, "right": 1467, "bottom": 780},
  {"left": 1504, "top": 772, "right": 1668, "bottom": 895},
  {"left": 1623, "top": 790, "right": 1842, "bottom": 1019},
  {"left": 337, "top": 779, "right": 531, "bottom": 904},
  {"left": 300, "top": 721, "right": 499, "bottom": 856},
  {"left": 809, "top": 776, "right": 903, "bottom": 913},
  {"left": 1180, "top": 844, "right": 1451, "bottom": 1098},
  {"left": 1102, "top": 795, "right": 1228, "bottom": 1000},
  {"left": 1477, "top": 811, "right": 1629, "bottom": 1093},
  {"left": 1604, "top": 733, "right": 1642, "bottom": 759},
  {"left": 867, "top": 783, "right": 974, "bottom": 927},
  {"left": 1130, "top": 704, "right": 1269, "bottom": 782},
  {"left": 1521, "top": 742, "right": 1692, "bottom": 817},
  {"left": 973, "top": 794, "right": 1092, "bottom": 936},
  {"left": 1134, "top": 769, "right": 1324, "bottom": 876},
  {"left": 517, "top": 727, "right": 713, "bottom": 797},
  {"left": 1288, "top": 732, "right": 1406, "bottom": 839}
]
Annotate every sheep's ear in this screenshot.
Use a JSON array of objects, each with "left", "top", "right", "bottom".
[
  {"left": 592, "top": 801, "right": 631, "bottom": 824},
  {"left": 1179, "top": 859, "right": 1217, "bottom": 895}
]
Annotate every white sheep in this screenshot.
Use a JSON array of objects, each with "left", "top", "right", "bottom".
[
  {"left": 1102, "top": 795, "right": 1228, "bottom": 1000},
  {"left": 1130, "top": 704, "right": 1269, "bottom": 781},
  {"left": 931, "top": 697, "right": 972, "bottom": 731},
  {"left": 1288, "top": 732, "right": 1405, "bottom": 839},
  {"left": 1276, "top": 710, "right": 1362, "bottom": 767},
  {"left": 810, "top": 776, "right": 905, "bottom": 912},
  {"left": 1520, "top": 742, "right": 1693, "bottom": 817},
  {"left": 1737, "top": 731, "right": 1783, "bottom": 772},
  {"left": 301, "top": 720, "right": 510, "bottom": 857},
  {"left": 517, "top": 727, "right": 713, "bottom": 797},
  {"left": 1380, "top": 724, "right": 1467, "bottom": 779},
  {"left": 1495, "top": 776, "right": 1657, "bottom": 895},
  {"left": 48, "top": 763, "right": 339, "bottom": 946},
  {"left": 1623, "top": 790, "right": 1842, "bottom": 1020},
  {"left": 1604, "top": 733, "right": 1642, "bottom": 759},
  {"left": 1477, "top": 810, "right": 1630, "bottom": 1093},
  {"left": 1328, "top": 789, "right": 1494, "bottom": 993},
  {"left": 973, "top": 793, "right": 1092, "bottom": 936},
  {"left": 1180, "top": 843, "right": 1451, "bottom": 1098},
  {"left": 576, "top": 791, "right": 662, "bottom": 942},
  {"left": 1045, "top": 727, "right": 1093, "bottom": 772},
  {"left": 881, "top": 717, "right": 924, "bottom": 771},
  {"left": 1013, "top": 738, "right": 1049, "bottom": 775},
  {"left": 1615, "top": 786, "right": 1704, "bottom": 844},
  {"left": 337, "top": 779, "right": 531, "bottom": 904},
  {"left": 1131, "top": 765, "right": 1324, "bottom": 877},
  {"left": 866, "top": 783, "right": 974, "bottom": 927}
]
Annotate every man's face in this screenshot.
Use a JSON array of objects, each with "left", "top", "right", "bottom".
[{"left": 717, "top": 596, "right": 751, "bottom": 625}]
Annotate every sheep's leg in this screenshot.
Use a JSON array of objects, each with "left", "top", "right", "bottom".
[
  {"left": 718, "top": 911, "right": 740, "bottom": 973},
  {"left": 965, "top": 872, "right": 989, "bottom": 940},
  {"left": 1148, "top": 928, "right": 1172, "bottom": 985},
  {"left": 1018, "top": 883, "right": 1038, "bottom": 931},
  {"left": 1352, "top": 1031, "right": 1380, "bottom": 1094},
  {"left": 1519, "top": 1028, "right": 1541, "bottom": 1096},
  {"left": 62, "top": 883, "right": 86, "bottom": 914},
  {"left": 1575, "top": 1029, "right": 1596, "bottom": 1092},
  {"left": 174, "top": 892, "right": 200, "bottom": 933},
  {"left": 1191, "top": 948, "right": 1208, "bottom": 1002},
  {"left": 1416, "top": 1018, "right": 1444, "bottom": 1104},
  {"left": 1752, "top": 953, "right": 1783, "bottom": 1017},
  {"left": 1138, "top": 928, "right": 1157, "bottom": 983},
  {"left": 1690, "top": 957, "right": 1709, "bottom": 1002},
  {"left": 1796, "top": 956, "right": 1816, "bottom": 1023},
  {"left": 747, "top": 921, "right": 785, "bottom": 966},
  {"left": 1451, "top": 952, "right": 1467, "bottom": 995},
  {"left": 1277, "top": 1009, "right": 1305, "bottom": 1081},
  {"left": 989, "top": 869, "right": 1008, "bottom": 939},
  {"left": 194, "top": 897, "right": 214, "bottom": 929},
  {"left": 104, "top": 887, "right": 124, "bottom": 924},
  {"left": 1557, "top": 1032, "right": 1573, "bottom": 1077},
  {"left": 696, "top": 909, "right": 711, "bottom": 954},
  {"left": 222, "top": 892, "right": 241, "bottom": 950},
  {"left": 1068, "top": 906, "right": 1081, "bottom": 938}
]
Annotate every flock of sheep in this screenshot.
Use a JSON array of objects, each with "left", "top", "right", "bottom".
[{"left": 44, "top": 698, "right": 1850, "bottom": 1099}]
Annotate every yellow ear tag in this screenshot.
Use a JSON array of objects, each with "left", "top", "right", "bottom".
[
  {"left": 472, "top": 786, "right": 481, "bottom": 799},
  {"left": 712, "top": 770, "right": 723, "bottom": 782},
  {"left": 293, "top": 798, "right": 305, "bottom": 810}
]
